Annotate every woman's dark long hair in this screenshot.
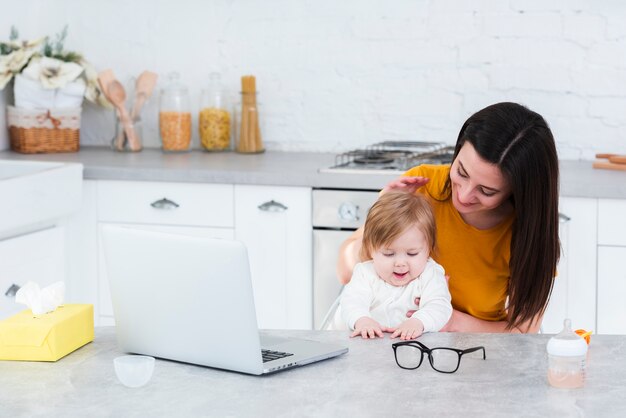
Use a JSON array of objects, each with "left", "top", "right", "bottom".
[{"left": 444, "top": 102, "right": 560, "bottom": 330}]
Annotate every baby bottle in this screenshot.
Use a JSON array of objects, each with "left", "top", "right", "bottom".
[{"left": 546, "top": 318, "right": 588, "bottom": 388}]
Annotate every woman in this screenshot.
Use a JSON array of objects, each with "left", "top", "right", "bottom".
[{"left": 337, "top": 102, "right": 560, "bottom": 333}]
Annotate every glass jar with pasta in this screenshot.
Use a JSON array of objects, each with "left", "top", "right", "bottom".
[
  {"left": 159, "top": 72, "right": 192, "bottom": 152},
  {"left": 199, "top": 72, "right": 231, "bottom": 151}
]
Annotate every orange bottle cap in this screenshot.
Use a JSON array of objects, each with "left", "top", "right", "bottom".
[{"left": 575, "top": 329, "right": 592, "bottom": 344}]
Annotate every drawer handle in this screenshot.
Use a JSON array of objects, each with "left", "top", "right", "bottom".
[
  {"left": 558, "top": 212, "right": 571, "bottom": 224},
  {"left": 258, "top": 200, "right": 288, "bottom": 212},
  {"left": 5, "top": 284, "right": 20, "bottom": 297},
  {"left": 151, "top": 198, "right": 180, "bottom": 210}
]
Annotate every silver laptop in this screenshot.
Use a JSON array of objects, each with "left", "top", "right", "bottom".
[{"left": 101, "top": 225, "right": 348, "bottom": 375}]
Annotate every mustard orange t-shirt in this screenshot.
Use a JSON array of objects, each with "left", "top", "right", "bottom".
[{"left": 403, "top": 164, "right": 513, "bottom": 322}]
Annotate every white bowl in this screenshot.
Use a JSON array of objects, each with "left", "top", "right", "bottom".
[{"left": 113, "top": 355, "right": 155, "bottom": 388}]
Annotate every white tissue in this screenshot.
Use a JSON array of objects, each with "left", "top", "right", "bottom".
[{"left": 15, "top": 281, "right": 65, "bottom": 316}]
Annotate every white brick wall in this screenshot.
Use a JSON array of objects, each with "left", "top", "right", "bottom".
[{"left": 1, "top": 0, "right": 626, "bottom": 158}]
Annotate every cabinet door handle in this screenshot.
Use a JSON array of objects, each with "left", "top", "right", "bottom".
[
  {"left": 559, "top": 212, "right": 571, "bottom": 223},
  {"left": 258, "top": 200, "right": 288, "bottom": 212},
  {"left": 150, "top": 198, "right": 180, "bottom": 210},
  {"left": 5, "top": 283, "right": 20, "bottom": 297}
]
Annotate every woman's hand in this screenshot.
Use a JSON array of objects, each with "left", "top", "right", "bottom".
[
  {"left": 390, "top": 318, "right": 424, "bottom": 340},
  {"left": 439, "top": 309, "right": 540, "bottom": 333},
  {"left": 408, "top": 307, "right": 476, "bottom": 332},
  {"left": 381, "top": 176, "right": 429, "bottom": 195},
  {"left": 405, "top": 276, "right": 448, "bottom": 317},
  {"left": 406, "top": 298, "right": 420, "bottom": 318},
  {"left": 439, "top": 309, "right": 468, "bottom": 332},
  {"left": 351, "top": 317, "right": 391, "bottom": 339}
]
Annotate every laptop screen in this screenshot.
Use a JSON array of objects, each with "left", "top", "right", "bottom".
[{"left": 102, "top": 225, "right": 266, "bottom": 374}]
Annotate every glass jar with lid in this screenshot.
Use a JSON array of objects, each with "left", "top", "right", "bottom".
[
  {"left": 235, "top": 75, "right": 264, "bottom": 154},
  {"left": 159, "top": 72, "right": 192, "bottom": 152},
  {"left": 199, "top": 72, "right": 231, "bottom": 151}
]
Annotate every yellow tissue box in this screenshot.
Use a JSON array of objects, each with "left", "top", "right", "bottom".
[{"left": 0, "top": 304, "right": 94, "bottom": 362}]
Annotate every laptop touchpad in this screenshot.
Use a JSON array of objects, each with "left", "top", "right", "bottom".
[{"left": 260, "top": 335, "right": 290, "bottom": 347}]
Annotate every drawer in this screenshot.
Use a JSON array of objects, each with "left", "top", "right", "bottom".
[
  {"left": 598, "top": 199, "right": 626, "bottom": 246},
  {"left": 97, "top": 181, "right": 234, "bottom": 227},
  {"left": 0, "top": 227, "right": 66, "bottom": 319}
]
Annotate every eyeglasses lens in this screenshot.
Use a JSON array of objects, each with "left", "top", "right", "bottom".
[
  {"left": 395, "top": 345, "right": 423, "bottom": 369},
  {"left": 430, "top": 349, "right": 460, "bottom": 372}
]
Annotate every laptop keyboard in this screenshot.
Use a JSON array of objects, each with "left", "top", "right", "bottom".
[{"left": 262, "top": 349, "right": 294, "bottom": 363}]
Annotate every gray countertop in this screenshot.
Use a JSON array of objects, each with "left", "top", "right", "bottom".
[
  {"left": 0, "top": 327, "right": 624, "bottom": 417},
  {"left": 1, "top": 147, "right": 625, "bottom": 198}
]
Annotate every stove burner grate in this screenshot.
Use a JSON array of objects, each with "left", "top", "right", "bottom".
[
  {"left": 353, "top": 155, "right": 394, "bottom": 165},
  {"left": 324, "top": 141, "right": 455, "bottom": 173}
]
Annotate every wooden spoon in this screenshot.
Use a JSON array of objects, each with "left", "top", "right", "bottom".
[
  {"left": 108, "top": 80, "right": 139, "bottom": 151},
  {"left": 130, "top": 71, "right": 158, "bottom": 121},
  {"left": 98, "top": 70, "right": 127, "bottom": 150}
]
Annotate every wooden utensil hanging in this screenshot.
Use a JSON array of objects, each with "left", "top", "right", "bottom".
[{"left": 593, "top": 153, "right": 626, "bottom": 171}]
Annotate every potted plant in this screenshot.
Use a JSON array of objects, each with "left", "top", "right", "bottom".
[{"left": 0, "top": 26, "right": 109, "bottom": 153}]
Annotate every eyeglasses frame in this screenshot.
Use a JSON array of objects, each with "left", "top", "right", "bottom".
[{"left": 391, "top": 340, "right": 486, "bottom": 374}]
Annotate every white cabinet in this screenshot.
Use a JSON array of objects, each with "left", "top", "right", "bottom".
[
  {"left": 235, "top": 185, "right": 312, "bottom": 329},
  {"left": 85, "top": 180, "right": 314, "bottom": 329},
  {"left": 597, "top": 247, "right": 626, "bottom": 334},
  {"left": 597, "top": 199, "right": 626, "bottom": 334},
  {"left": 95, "top": 180, "right": 235, "bottom": 325},
  {"left": 0, "top": 227, "right": 66, "bottom": 319},
  {"left": 60, "top": 177, "right": 626, "bottom": 334},
  {"left": 97, "top": 181, "right": 234, "bottom": 227},
  {"left": 65, "top": 180, "right": 98, "bottom": 314},
  {"left": 597, "top": 198, "right": 626, "bottom": 247},
  {"left": 542, "top": 197, "right": 598, "bottom": 333}
]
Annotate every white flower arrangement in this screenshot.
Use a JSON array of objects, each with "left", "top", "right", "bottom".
[{"left": 0, "top": 26, "right": 110, "bottom": 108}]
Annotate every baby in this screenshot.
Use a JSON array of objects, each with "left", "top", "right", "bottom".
[{"left": 339, "top": 191, "right": 452, "bottom": 340}]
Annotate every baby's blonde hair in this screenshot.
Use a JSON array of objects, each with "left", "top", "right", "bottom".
[{"left": 360, "top": 192, "right": 436, "bottom": 261}]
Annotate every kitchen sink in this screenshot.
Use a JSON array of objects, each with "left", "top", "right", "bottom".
[{"left": 0, "top": 160, "right": 82, "bottom": 239}]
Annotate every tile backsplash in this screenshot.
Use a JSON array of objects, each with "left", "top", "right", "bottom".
[{"left": 2, "top": 0, "right": 626, "bottom": 158}]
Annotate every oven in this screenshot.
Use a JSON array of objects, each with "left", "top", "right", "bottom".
[
  {"left": 312, "top": 189, "right": 380, "bottom": 329},
  {"left": 312, "top": 141, "right": 454, "bottom": 329}
]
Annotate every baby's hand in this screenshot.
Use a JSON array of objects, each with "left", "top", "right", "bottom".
[
  {"left": 391, "top": 318, "right": 424, "bottom": 340},
  {"left": 351, "top": 317, "right": 386, "bottom": 339}
]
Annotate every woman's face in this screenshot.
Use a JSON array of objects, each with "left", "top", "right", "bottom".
[
  {"left": 371, "top": 224, "right": 430, "bottom": 287},
  {"left": 449, "top": 142, "right": 512, "bottom": 216}
]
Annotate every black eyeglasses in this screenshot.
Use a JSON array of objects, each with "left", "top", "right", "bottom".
[{"left": 392, "top": 340, "right": 486, "bottom": 373}]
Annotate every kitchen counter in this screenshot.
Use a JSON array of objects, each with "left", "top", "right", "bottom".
[
  {"left": 1, "top": 327, "right": 625, "bottom": 417},
  {"left": 1, "top": 147, "right": 625, "bottom": 198}
]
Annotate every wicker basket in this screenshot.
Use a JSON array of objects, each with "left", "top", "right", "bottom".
[{"left": 7, "top": 106, "right": 81, "bottom": 153}]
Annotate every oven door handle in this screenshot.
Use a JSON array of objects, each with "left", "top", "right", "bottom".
[{"left": 258, "top": 200, "right": 288, "bottom": 212}]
